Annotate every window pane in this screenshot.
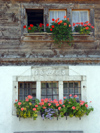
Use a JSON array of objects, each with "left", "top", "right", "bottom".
[
  {"left": 69, "top": 88, "right": 74, "bottom": 93},
  {"left": 64, "top": 88, "right": 68, "bottom": 93},
  {"left": 58, "top": 11, "right": 66, "bottom": 20},
  {"left": 53, "top": 89, "right": 58, "bottom": 94},
  {"left": 18, "top": 82, "right": 36, "bottom": 102},
  {"left": 47, "top": 89, "right": 52, "bottom": 95},
  {"left": 69, "top": 83, "right": 73, "bottom": 88},
  {"left": 72, "top": 11, "right": 80, "bottom": 23},
  {"left": 80, "top": 11, "right": 88, "bottom": 22},
  {"left": 41, "top": 82, "right": 58, "bottom": 100},
  {"left": 41, "top": 89, "right": 46, "bottom": 95},
  {"left": 53, "top": 95, "right": 59, "bottom": 101}
]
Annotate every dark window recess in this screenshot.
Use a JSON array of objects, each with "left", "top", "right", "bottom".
[
  {"left": 26, "top": 9, "right": 43, "bottom": 26},
  {"left": 63, "top": 82, "right": 81, "bottom": 102},
  {"left": 18, "top": 82, "right": 36, "bottom": 103},
  {"left": 41, "top": 82, "right": 59, "bottom": 101}
]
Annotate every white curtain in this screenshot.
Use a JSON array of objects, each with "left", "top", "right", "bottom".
[{"left": 49, "top": 10, "right": 66, "bottom": 25}]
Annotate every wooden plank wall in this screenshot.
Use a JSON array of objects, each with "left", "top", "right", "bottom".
[{"left": 0, "top": 0, "right": 100, "bottom": 65}]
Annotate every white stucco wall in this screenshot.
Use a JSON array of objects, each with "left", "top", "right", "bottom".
[{"left": 0, "top": 66, "right": 99, "bottom": 133}]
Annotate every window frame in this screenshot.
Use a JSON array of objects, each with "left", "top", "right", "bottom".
[{"left": 12, "top": 66, "right": 87, "bottom": 115}]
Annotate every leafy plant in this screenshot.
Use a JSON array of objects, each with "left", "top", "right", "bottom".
[
  {"left": 23, "top": 23, "right": 44, "bottom": 33},
  {"left": 46, "top": 16, "right": 73, "bottom": 46},
  {"left": 73, "top": 21, "right": 94, "bottom": 35},
  {"left": 14, "top": 95, "right": 93, "bottom": 120}
]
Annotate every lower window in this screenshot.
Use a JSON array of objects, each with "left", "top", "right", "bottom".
[
  {"left": 41, "top": 81, "right": 59, "bottom": 100},
  {"left": 63, "top": 81, "right": 81, "bottom": 102},
  {"left": 18, "top": 82, "right": 36, "bottom": 102}
]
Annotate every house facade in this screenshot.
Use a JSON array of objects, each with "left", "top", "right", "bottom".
[{"left": 0, "top": 0, "right": 100, "bottom": 133}]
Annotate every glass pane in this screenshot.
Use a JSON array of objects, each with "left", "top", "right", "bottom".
[
  {"left": 80, "top": 11, "right": 88, "bottom": 23},
  {"left": 19, "top": 95, "right": 23, "bottom": 100},
  {"left": 31, "top": 83, "right": 36, "bottom": 88},
  {"left": 53, "top": 89, "right": 58, "bottom": 94},
  {"left": 47, "top": 96, "right": 52, "bottom": 99},
  {"left": 28, "top": 83, "right": 30, "bottom": 88},
  {"left": 19, "top": 83, "right": 23, "bottom": 88},
  {"left": 75, "top": 88, "right": 78, "bottom": 93},
  {"left": 58, "top": 11, "right": 66, "bottom": 20},
  {"left": 50, "top": 11, "right": 54, "bottom": 24},
  {"left": 48, "top": 83, "right": 52, "bottom": 88},
  {"left": 64, "top": 83, "right": 68, "bottom": 88},
  {"left": 63, "top": 95, "right": 69, "bottom": 99},
  {"left": 74, "top": 82, "right": 78, "bottom": 88},
  {"left": 72, "top": 11, "right": 80, "bottom": 23},
  {"left": 41, "top": 89, "right": 46, "bottom": 95},
  {"left": 54, "top": 11, "right": 58, "bottom": 20},
  {"left": 41, "top": 96, "right": 46, "bottom": 99},
  {"left": 32, "top": 89, "right": 36, "bottom": 94},
  {"left": 69, "top": 88, "right": 74, "bottom": 93},
  {"left": 28, "top": 89, "right": 31, "bottom": 95},
  {"left": 19, "top": 89, "right": 23, "bottom": 95},
  {"left": 64, "top": 88, "right": 68, "bottom": 93},
  {"left": 69, "top": 83, "right": 73, "bottom": 88},
  {"left": 24, "top": 89, "right": 28, "bottom": 95},
  {"left": 41, "top": 83, "right": 46, "bottom": 88},
  {"left": 53, "top": 95, "right": 59, "bottom": 101},
  {"left": 47, "top": 89, "right": 52, "bottom": 95},
  {"left": 52, "top": 83, "right": 57, "bottom": 88},
  {"left": 24, "top": 83, "right": 27, "bottom": 88}
]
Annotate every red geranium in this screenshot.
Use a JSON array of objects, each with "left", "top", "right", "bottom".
[
  {"left": 30, "top": 24, "right": 33, "bottom": 27},
  {"left": 52, "top": 18, "right": 55, "bottom": 21},
  {"left": 50, "top": 28, "right": 52, "bottom": 31},
  {"left": 51, "top": 25, "right": 54, "bottom": 28},
  {"left": 23, "top": 25, "right": 26, "bottom": 28},
  {"left": 58, "top": 22, "right": 60, "bottom": 25},
  {"left": 28, "top": 27, "right": 31, "bottom": 30},
  {"left": 46, "top": 23, "right": 49, "bottom": 27}
]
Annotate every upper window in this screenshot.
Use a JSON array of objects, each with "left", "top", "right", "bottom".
[
  {"left": 63, "top": 81, "right": 81, "bottom": 102},
  {"left": 41, "top": 81, "right": 59, "bottom": 100},
  {"left": 72, "top": 10, "right": 89, "bottom": 24},
  {"left": 26, "top": 9, "right": 43, "bottom": 26},
  {"left": 49, "top": 10, "right": 66, "bottom": 25},
  {"left": 18, "top": 82, "right": 36, "bottom": 102}
]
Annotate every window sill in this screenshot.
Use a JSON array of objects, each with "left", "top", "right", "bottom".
[{"left": 21, "top": 32, "right": 95, "bottom": 43}]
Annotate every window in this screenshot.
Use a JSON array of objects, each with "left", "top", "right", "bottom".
[
  {"left": 72, "top": 10, "right": 89, "bottom": 24},
  {"left": 41, "top": 81, "right": 59, "bottom": 100},
  {"left": 18, "top": 82, "right": 36, "bottom": 102},
  {"left": 26, "top": 9, "right": 43, "bottom": 26},
  {"left": 63, "top": 81, "right": 81, "bottom": 102},
  {"left": 49, "top": 10, "right": 66, "bottom": 25}
]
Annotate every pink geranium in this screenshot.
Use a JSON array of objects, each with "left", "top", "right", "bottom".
[
  {"left": 33, "top": 108, "right": 36, "bottom": 111},
  {"left": 58, "top": 107, "right": 61, "bottom": 110},
  {"left": 27, "top": 95, "right": 33, "bottom": 99},
  {"left": 35, "top": 105, "right": 38, "bottom": 107},
  {"left": 63, "top": 97, "right": 66, "bottom": 99},
  {"left": 56, "top": 104, "right": 59, "bottom": 107},
  {"left": 43, "top": 107, "right": 46, "bottom": 109},
  {"left": 21, "top": 107, "right": 24, "bottom": 111},
  {"left": 25, "top": 98, "right": 29, "bottom": 102},
  {"left": 18, "top": 102, "right": 21, "bottom": 106},
  {"left": 48, "top": 103, "right": 51, "bottom": 106},
  {"left": 72, "top": 106, "right": 76, "bottom": 110},
  {"left": 74, "top": 95, "right": 77, "bottom": 98},
  {"left": 85, "top": 104, "right": 88, "bottom": 108},
  {"left": 69, "top": 94, "right": 72, "bottom": 97},
  {"left": 62, "top": 105, "right": 65, "bottom": 107},
  {"left": 15, "top": 99, "right": 17, "bottom": 102}
]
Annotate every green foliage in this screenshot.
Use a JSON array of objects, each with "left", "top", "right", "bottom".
[
  {"left": 14, "top": 95, "right": 94, "bottom": 120},
  {"left": 46, "top": 19, "right": 73, "bottom": 46}
]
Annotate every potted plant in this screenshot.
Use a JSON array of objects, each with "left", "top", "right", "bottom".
[
  {"left": 46, "top": 16, "right": 73, "bottom": 46},
  {"left": 73, "top": 21, "right": 94, "bottom": 35}
]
